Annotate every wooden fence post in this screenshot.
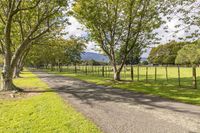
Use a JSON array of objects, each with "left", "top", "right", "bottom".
[
  {"left": 178, "top": 65, "right": 181, "bottom": 87},
  {"left": 165, "top": 65, "right": 168, "bottom": 81},
  {"left": 192, "top": 65, "right": 197, "bottom": 89},
  {"left": 105, "top": 66, "right": 107, "bottom": 77},
  {"left": 124, "top": 65, "right": 126, "bottom": 80},
  {"left": 108, "top": 66, "right": 111, "bottom": 78},
  {"left": 137, "top": 65, "right": 139, "bottom": 81},
  {"left": 85, "top": 65, "right": 88, "bottom": 75},
  {"left": 131, "top": 65, "right": 134, "bottom": 81},
  {"left": 75, "top": 64, "right": 77, "bottom": 73},
  {"left": 92, "top": 65, "right": 94, "bottom": 75},
  {"left": 94, "top": 66, "right": 96, "bottom": 75},
  {"left": 102, "top": 66, "right": 104, "bottom": 77},
  {"left": 146, "top": 66, "right": 148, "bottom": 82},
  {"left": 97, "top": 66, "right": 99, "bottom": 76},
  {"left": 155, "top": 66, "right": 157, "bottom": 81}
]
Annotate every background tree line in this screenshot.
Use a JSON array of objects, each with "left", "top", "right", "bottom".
[
  {"left": 0, "top": 0, "right": 199, "bottom": 91},
  {"left": 148, "top": 40, "right": 200, "bottom": 66}
]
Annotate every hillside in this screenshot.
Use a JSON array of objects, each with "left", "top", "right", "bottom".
[{"left": 81, "top": 52, "right": 109, "bottom": 63}]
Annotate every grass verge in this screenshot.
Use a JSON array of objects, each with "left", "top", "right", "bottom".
[
  {"left": 0, "top": 71, "right": 101, "bottom": 133},
  {"left": 47, "top": 70, "right": 200, "bottom": 106}
]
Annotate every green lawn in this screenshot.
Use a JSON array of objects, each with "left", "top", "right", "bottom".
[
  {"left": 47, "top": 66, "right": 200, "bottom": 105},
  {"left": 0, "top": 71, "right": 101, "bottom": 133}
]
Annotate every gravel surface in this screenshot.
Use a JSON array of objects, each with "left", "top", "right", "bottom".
[{"left": 35, "top": 71, "right": 200, "bottom": 133}]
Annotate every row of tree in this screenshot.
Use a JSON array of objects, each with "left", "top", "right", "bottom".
[
  {"left": 0, "top": 0, "right": 69, "bottom": 91},
  {"left": 148, "top": 41, "right": 188, "bottom": 65},
  {"left": 148, "top": 40, "right": 200, "bottom": 66},
  {"left": 25, "top": 37, "right": 86, "bottom": 72},
  {"left": 0, "top": 0, "right": 199, "bottom": 91}
]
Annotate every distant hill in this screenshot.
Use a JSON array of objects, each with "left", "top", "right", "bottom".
[{"left": 81, "top": 52, "right": 109, "bottom": 63}]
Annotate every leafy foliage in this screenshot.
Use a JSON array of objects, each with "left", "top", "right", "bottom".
[
  {"left": 176, "top": 42, "right": 200, "bottom": 65},
  {"left": 73, "top": 0, "right": 167, "bottom": 80},
  {"left": 148, "top": 41, "right": 187, "bottom": 64},
  {"left": 26, "top": 37, "right": 86, "bottom": 67}
]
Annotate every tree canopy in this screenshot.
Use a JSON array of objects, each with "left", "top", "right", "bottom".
[
  {"left": 73, "top": 0, "right": 167, "bottom": 80},
  {"left": 26, "top": 37, "right": 86, "bottom": 70},
  {"left": 176, "top": 42, "right": 200, "bottom": 65},
  {"left": 0, "top": 0, "right": 69, "bottom": 91},
  {"left": 148, "top": 41, "right": 187, "bottom": 65}
]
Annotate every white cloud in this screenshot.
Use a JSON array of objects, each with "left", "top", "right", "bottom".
[
  {"left": 64, "top": 16, "right": 87, "bottom": 38},
  {"left": 64, "top": 14, "right": 198, "bottom": 58}
]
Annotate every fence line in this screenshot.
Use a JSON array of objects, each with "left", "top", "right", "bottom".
[{"left": 50, "top": 65, "right": 199, "bottom": 89}]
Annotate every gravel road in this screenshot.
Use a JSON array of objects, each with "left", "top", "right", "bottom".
[{"left": 35, "top": 71, "right": 200, "bottom": 133}]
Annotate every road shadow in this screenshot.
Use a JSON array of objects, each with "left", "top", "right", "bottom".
[{"left": 28, "top": 71, "right": 200, "bottom": 117}]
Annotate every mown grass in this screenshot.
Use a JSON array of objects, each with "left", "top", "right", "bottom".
[
  {"left": 0, "top": 71, "right": 101, "bottom": 133},
  {"left": 47, "top": 66, "right": 200, "bottom": 105}
]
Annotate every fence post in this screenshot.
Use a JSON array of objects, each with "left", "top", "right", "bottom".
[
  {"left": 131, "top": 65, "right": 134, "bottom": 81},
  {"left": 192, "top": 65, "right": 197, "bottom": 89},
  {"left": 165, "top": 65, "right": 168, "bottom": 81},
  {"left": 146, "top": 66, "right": 148, "bottom": 82},
  {"left": 178, "top": 65, "right": 181, "bottom": 87},
  {"left": 85, "top": 65, "right": 88, "bottom": 75},
  {"left": 102, "top": 66, "right": 104, "bottom": 77},
  {"left": 137, "top": 65, "right": 139, "bottom": 81},
  {"left": 80, "top": 66, "right": 82, "bottom": 73},
  {"left": 124, "top": 65, "right": 126, "bottom": 80},
  {"left": 94, "top": 66, "right": 96, "bottom": 75},
  {"left": 108, "top": 66, "right": 110, "bottom": 78},
  {"left": 155, "top": 66, "right": 157, "bottom": 81},
  {"left": 75, "top": 64, "right": 77, "bottom": 73},
  {"left": 104, "top": 66, "right": 107, "bottom": 77},
  {"left": 92, "top": 65, "right": 94, "bottom": 75},
  {"left": 98, "top": 66, "right": 100, "bottom": 75}
]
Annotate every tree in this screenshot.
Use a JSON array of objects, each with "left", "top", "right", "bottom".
[
  {"left": 73, "top": 0, "right": 166, "bottom": 80},
  {"left": 176, "top": 42, "right": 200, "bottom": 89},
  {"left": 65, "top": 37, "right": 86, "bottom": 66},
  {"left": 0, "top": 0, "right": 68, "bottom": 91},
  {"left": 26, "top": 37, "right": 86, "bottom": 72},
  {"left": 163, "top": 0, "right": 200, "bottom": 41},
  {"left": 176, "top": 43, "right": 200, "bottom": 65},
  {"left": 116, "top": 44, "right": 143, "bottom": 65},
  {"left": 148, "top": 41, "right": 187, "bottom": 65}
]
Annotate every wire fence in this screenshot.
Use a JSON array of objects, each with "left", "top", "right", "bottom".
[{"left": 50, "top": 65, "right": 200, "bottom": 89}]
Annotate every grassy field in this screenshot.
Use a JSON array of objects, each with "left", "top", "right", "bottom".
[
  {"left": 47, "top": 66, "right": 200, "bottom": 105},
  {"left": 0, "top": 71, "right": 101, "bottom": 133}
]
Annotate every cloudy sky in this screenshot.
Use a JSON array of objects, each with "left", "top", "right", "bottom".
[{"left": 64, "top": 5, "right": 199, "bottom": 58}]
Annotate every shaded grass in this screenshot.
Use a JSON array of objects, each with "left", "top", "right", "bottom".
[
  {"left": 0, "top": 71, "right": 101, "bottom": 133},
  {"left": 47, "top": 68, "right": 200, "bottom": 106}
]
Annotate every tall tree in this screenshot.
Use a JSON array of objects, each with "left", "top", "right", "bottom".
[
  {"left": 176, "top": 42, "right": 200, "bottom": 89},
  {"left": 0, "top": 0, "right": 68, "bottom": 91},
  {"left": 64, "top": 37, "right": 86, "bottom": 66},
  {"left": 148, "top": 41, "right": 187, "bottom": 65},
  {"left": 73, "top": 0, "right": 167, "bottom": 80}
]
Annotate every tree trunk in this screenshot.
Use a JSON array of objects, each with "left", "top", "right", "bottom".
[
  {"left": 13, "top": 66, "right": 20, "bottom": 78},
  {"left": 1, "top": 62, "right": 17, "bottom": 91},
  {"left": 58, "top": 62, "right": 62, "bottom": 72},
  {"left": 114, "top": 71, "right": 121, "bottom": 81}
]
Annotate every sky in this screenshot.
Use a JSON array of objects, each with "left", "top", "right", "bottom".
[
  {"left": 64, "top": 3, "right": 199, "bottom": 58},
  {"left": 65, "top": 16, "right": 183, "bottom": 58}
]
